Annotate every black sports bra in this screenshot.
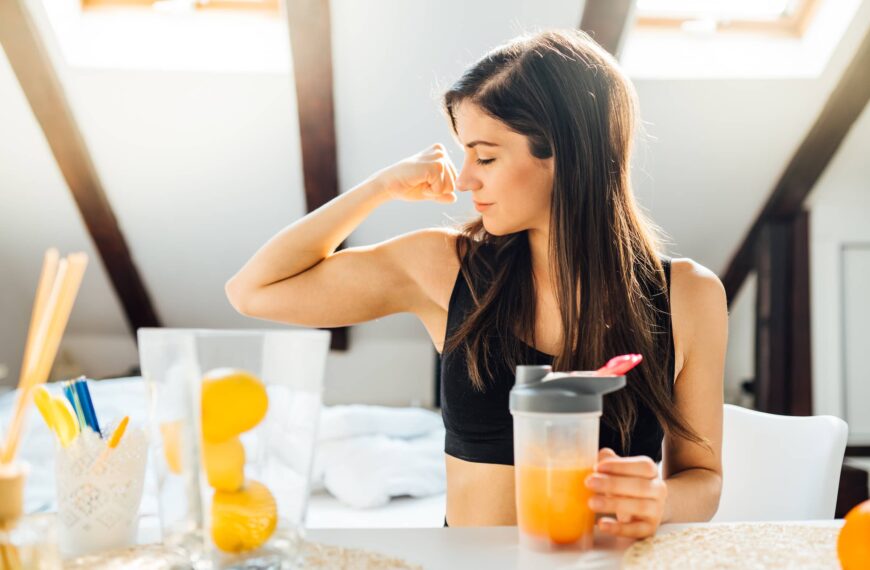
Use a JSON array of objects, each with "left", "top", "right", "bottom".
[{"left": 439, "top": 251, "right": 674, "bottom": 466}]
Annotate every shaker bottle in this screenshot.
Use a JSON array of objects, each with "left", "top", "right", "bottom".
[{"left": 510, "top": 365, "right": 626, "bottom": 551}]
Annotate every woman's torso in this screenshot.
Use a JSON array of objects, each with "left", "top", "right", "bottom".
[{"left": 415, "top": 233, "right": 679, "bottom": 526}]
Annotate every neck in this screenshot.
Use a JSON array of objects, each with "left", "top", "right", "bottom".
[{"left": 527, "top": 226, "right": 552, "bottom": 287}]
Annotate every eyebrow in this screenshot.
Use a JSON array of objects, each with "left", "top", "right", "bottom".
[{"left": 465, "top": 140, "right": 499, "bottom": 149}]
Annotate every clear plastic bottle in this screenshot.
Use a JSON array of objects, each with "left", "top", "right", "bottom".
[{"left": 510, "top": 366, "right": 626, "bottom": 552}]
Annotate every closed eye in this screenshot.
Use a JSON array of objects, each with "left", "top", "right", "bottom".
[{"left": 475, "top": 158, "right": 495, "bottom": 166}]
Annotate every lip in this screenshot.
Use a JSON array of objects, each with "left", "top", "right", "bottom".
[{"left": 473, "top": 201, "right": 494, "bottom": 212}]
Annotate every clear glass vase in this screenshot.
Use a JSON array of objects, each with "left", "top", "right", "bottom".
[{"left": 138, "top": 328, "right": 330, "bottom": 570}]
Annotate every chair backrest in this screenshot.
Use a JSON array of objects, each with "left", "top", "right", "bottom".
[{"left": 712, "top": 404, "right": 848, "bottom": 522}]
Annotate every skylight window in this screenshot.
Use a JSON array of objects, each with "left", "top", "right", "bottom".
[
  {"left": 622, "top": 0, "right": 861, "bottom": 79},
  {"left": 636, "top": 0, "right": 819, "bottom": 36},
  {"left": 80, "top": 0, "right": 280, "bottom": 14}
]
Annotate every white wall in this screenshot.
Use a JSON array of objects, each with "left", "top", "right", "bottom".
[
  {"left": 805, "top": 102, "right": 870, "bottom": 445},
  {"left": 721, "top": 106, "right": 870, "bottom": 427},
  {"left": 723, "top": 273, "right": 756, "bottom": 407}
]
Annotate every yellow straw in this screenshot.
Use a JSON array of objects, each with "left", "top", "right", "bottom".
[
  {"left": 108, "top": 416, "right": 129, "bottom": 449},
  {"left": 90, "top": 417, "right": 130, "bottom": 474}
]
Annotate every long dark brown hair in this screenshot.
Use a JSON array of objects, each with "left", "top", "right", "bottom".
[{"left": 442, "top": 30, "right": 704, "bottom": 450}]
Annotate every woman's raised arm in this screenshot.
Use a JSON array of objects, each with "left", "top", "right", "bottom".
[{"left": 225, "top": 144, "right": 458, "bottom": 327}]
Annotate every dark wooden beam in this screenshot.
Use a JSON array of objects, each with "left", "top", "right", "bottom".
[
  {"left": 754, "top": 222, "right": 792, "bottom": 414},
  {"left": 286, "top": 0, "right": 347, "bottom": 351},
  {"left": 753, "top": 212, "right": 814, "bottom": 415},
  {"left": 0, "top": 0, "right": 161, "bottom": 333},
  {"left": 789, "top": 211, "right": 812, "bottom": 416},
  {"left": 722, "top": 27, "right": 870, "bottom": 303},
  {"left": 580, "top": 0, "right": 637, "bottom": 57}
]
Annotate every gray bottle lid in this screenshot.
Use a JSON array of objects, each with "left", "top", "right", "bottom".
[{"left": 509, "top": 364, "right": 626, "bottom": 414}]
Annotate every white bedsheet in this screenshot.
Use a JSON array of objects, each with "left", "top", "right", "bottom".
[{"left": 0, "top": 377, "right": 446, "bottom": 528}]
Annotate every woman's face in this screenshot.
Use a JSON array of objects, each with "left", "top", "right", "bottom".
[{"left": 452, "top": 102, "right": 554, "bottom": 236}]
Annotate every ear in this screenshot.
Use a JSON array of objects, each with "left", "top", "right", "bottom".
[{"left": 542, "top": 155, "right": 555, "bottom": 175}]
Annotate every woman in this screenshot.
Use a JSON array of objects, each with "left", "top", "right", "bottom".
[{"left": 226, "top": 29, "right": 727, "bottom": 538}]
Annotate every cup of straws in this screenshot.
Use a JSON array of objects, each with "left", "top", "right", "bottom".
[
  {"left": 0, "top": 249, "right": 88, "bottom": 565},
  {"left": 36, "top": 377, "right": 148, "bottom": 558}
]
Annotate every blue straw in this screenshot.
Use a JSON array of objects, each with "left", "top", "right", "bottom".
[
  {"left": 74, "top": 378, "right": 101, "bottom": 437},
  {"left": 62, "top": 381, "right": 87, "bottom": 431}
]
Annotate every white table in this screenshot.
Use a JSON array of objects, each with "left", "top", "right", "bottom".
[
  {"left": 304, "top": 520, "right": 844, "bottom": 570},
  {"left": 137, "top": 517, "right": 842, "bottom": 568}
]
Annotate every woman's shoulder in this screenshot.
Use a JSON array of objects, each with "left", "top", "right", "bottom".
[
  {"left": 385, "top": 227, "right": 463, "bottom": 312},
  {"left": 668, "top": 257, "right": 728, "bottom": 363},
  {"left": 669, "top": 258, "right": 725, "bottom": 303},
  {"left": 388, "top": 227, "right": 461, "bottom": 265}
]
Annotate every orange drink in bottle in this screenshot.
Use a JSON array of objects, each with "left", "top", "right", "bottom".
[
  {"left": 510, "top": 365, "right": 627, "bottom": 551},
  {"left": 517, "top": 464, "right": 595, "bottom": 545}
]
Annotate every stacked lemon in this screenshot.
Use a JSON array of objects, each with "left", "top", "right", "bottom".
[{"left": 201, "top": 368, "right": 276, "bottom": 554}]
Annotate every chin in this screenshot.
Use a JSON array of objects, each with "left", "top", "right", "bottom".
[
  {"left": 480, "top": 218, "right": 504, "bottom": 236},
  {"left": 480, "top": 217, "right": 521, "bottom": 237}
]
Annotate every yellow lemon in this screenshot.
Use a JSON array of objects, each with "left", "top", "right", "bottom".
[
  {"left": 211, "top": 480, "right": 277, "bottom": 553},
  {"left": 201, "top": 368, "right": 268, "bottom": 443},
  {"left": 160, "top": 421, "right": 183, "bottom": 475},
  {"left": 204, "top": 437, "right": 245, "bottom": 492}
]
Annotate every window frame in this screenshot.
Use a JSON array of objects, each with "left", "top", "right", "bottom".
[
  {"left": 80, "top": 0, "right": 281, "bottom": 15},
  {"left": 634, "top": 0, "right": 821, "bottom": 37}
]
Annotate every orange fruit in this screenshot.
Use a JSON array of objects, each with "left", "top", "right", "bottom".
[
  {"left": 201, "top": 368, "right": 268, "bottom": 443},
  {"left": 211, "top": 480, "right": 277, "bottom": 553},
  {"left": 204, "top": 437, "right": 246, "bottom": 492},
  {"left": 838, "top": 499, "right": 870, "bottom": 570}
]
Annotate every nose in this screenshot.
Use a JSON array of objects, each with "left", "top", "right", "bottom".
[{"left": 455, "top": 159, "right": 482, "bottom": 193}]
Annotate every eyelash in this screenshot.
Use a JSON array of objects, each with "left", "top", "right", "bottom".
[{"left": 476, "top": 158, "right": 495, "bottom": 166}]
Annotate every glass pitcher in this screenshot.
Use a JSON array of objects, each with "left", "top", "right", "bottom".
[{"left": 138, "top": 328, "right": 330, "bottom": 569}]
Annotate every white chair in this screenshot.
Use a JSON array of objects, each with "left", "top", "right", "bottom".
[{"left": 712, "top": 404, "right": 848, "bottom": 522}]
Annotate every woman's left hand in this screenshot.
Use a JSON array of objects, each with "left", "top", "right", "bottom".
[{"left": 585, "top": 448, "right": 668, "bottom": 539}]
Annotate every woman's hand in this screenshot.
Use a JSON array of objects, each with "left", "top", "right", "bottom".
[
  {"left": 373, "top": 143, "right": 458, "bottom": 204},
  {"left": 585, "top": 448, "right": 668, "bottom": 539}
]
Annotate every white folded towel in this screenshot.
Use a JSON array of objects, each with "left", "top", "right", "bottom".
[
  {"left": 309, "top": 405, "right": 446, "bottom": 508},
  {"left": 317, "top": 430, "right": 446, "bottom": 509}
]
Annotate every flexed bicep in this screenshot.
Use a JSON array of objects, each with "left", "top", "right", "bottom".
[{"left": 230, "top": 229, "right": 457, "bottom": 329}]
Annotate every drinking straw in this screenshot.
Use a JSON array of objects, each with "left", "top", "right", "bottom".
[
  {"left": 62, "top": 381, "right": 87, "bottom": 433},
  {"left": 73, "top": 377, "right": 101, "bottom": 436},
  {"left": 1, "top": 252, "right": 87, "bottom": 464},
  {"left": 90, "top": 416, "right": 129, "bottom": 474},
  {"left": 33, "top": 387, "right": 60, "bottom": 441},
  {"left": 0, "top": 249, "right": 58, "bottom": 461},
  {"left": 32, "top": 386, "right": 78, "bottom": 447},
  {"left": 107, "top": 416, "right": 129, "bottom": 449},
  {"left": 20, "top": 250, "right": 59, "bottom": 393}
]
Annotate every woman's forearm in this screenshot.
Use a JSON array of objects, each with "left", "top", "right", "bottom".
[
  {"left": 662, "top": 468, "right": 722, "bottom": 523},
  {"left": 226, "top": 176, "right": 390, "bottom": 298}
]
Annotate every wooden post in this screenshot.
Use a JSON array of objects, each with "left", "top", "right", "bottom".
[{"left": 286, "top": 0, "right": 347, "bottom": 350}]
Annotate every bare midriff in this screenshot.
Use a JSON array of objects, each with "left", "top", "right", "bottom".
[{"left": 445, "top": 454, "right": 517, "bottom": 526}]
